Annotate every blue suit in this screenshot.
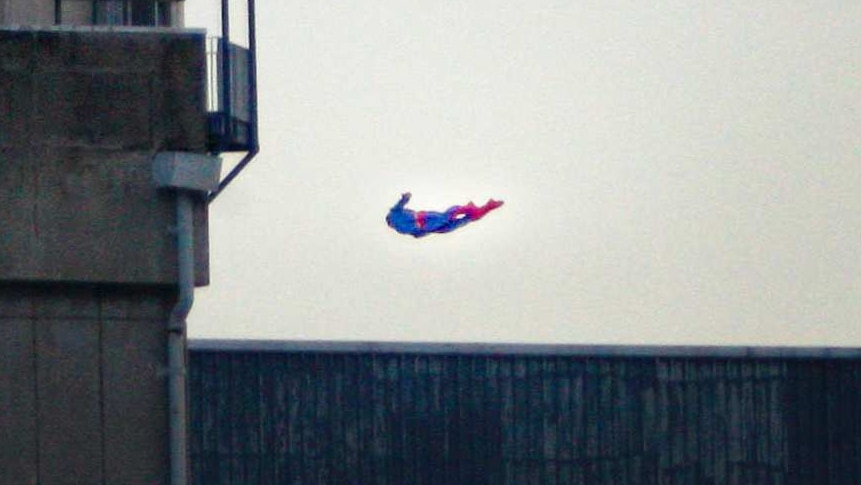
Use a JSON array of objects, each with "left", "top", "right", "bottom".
[{"left": 386, "top": 193, "right": 503, "bottom": 238}]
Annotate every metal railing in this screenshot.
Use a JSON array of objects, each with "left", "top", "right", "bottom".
[
  {"left": 205, "top": 36, "right": 255, "bottom": 154},
  {"left": 205, "top": 0, "right": 259, "bottom": 202}
]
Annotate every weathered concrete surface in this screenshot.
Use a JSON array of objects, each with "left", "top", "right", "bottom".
[
  {"left": 0, "top": 28, "right": 210, "bottom": 285},
  {"left": 0, "top": 0, "right": 55, "bottom": 27},
  {"left": 1, "top": 0, "right": 186, "bottom": 27},
  {"left": 102, "top": 286, "right": 176, "bottom": 484},
  {"left": 0, "top": 283, "right": 173, "bottom": 485},
  {"left": 37, "top": 316, "right": 104, "bottom": 483},
  {"left": 0, "top": 316, "right": 36, "bottom": 484},
  {"left": 0, "top": 26, "right": 209, "bottom": 485}
]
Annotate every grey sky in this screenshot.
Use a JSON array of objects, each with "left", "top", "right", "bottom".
[{"left": 186, "top": 2, "right": 861, "bottom": 346}]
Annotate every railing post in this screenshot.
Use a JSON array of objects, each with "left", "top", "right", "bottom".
[
  {"left": 247, "top": 0, "right": 258, "bottom": 150},
  {"left": 220, "top": 0, "right": 231, "bottom": 153}
]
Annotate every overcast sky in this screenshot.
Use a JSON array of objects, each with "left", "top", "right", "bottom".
[{"left": 185, "top": 2, "right": 861, "bottom": 346}]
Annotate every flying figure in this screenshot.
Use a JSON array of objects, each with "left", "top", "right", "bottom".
[{"left": 386, "top": 192, "right": 504, "bottom": 238}]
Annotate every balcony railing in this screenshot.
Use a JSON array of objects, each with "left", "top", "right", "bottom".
[
  {"left": 203, "top": 0, "right": 259, "bottom": 201},
  {"left": 206, "top": 36, "right": 256, "bottom": 153}
]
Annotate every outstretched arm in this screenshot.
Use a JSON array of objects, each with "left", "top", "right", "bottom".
[
  {"left": 387, "top": 192, "right": 423, "bottom": 236},
  {"left": 393, "top": 192, "right": 412, "bottom": 211}
]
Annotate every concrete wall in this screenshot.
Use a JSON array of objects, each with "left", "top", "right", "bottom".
[
  {"left": 59, "top": 0, "right": 91, "bottom": 26},
  {"left": 0, "top": 283, "right": 173, "bottom": 484},
  {"left": 0, "top": 27, "right": 209, "bottom": 484},
  {"left": 0, "top": 28, "right": 209, "bottom": 286},
  {"left": 0, "top": 0, "right": 54, "bottom": 26},
  {"left": 0, "top": 0, "right": 186, "bottom": 27}
]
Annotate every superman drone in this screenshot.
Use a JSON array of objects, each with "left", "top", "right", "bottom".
[{"left": 386, "top": 192, "right": 504, "bottom": 238}]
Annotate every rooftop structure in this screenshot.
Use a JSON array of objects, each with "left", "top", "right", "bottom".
[
  {"left": 0, "top": 1, "right": 257, "bottom": 483},
  {"left": 0, "top": 0, "right": 183, "bottom": 27},
  {"left": 189, "top": 340, "right": 861, "bottom": 484}
]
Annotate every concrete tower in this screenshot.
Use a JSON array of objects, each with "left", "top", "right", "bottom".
[
  {"left": 0, "top": 0, "right": 184, "bottom": 27},
  {"left": 0, "top": 1, "right": 221, "bottom": 483}
]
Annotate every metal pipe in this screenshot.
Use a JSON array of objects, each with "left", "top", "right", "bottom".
[
  {"left": 247, "top": 0, "right": 258, "bottom": 149},
  {"left": 220, "top": 0, "right": 231, "bottom": 154},
  {"left": 168, "top": 191, "right": 194, "bottom": 485},
  {"left": 221, "top": 0, "right": 230, "bottom": 40},
  {"left": 207, "top": 144, "right": 257, "bottom": 203}
]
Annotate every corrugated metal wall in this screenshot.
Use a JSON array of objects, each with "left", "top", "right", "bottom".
[{"left": 188, "top": 346, "right": 861, "bottom": 484}]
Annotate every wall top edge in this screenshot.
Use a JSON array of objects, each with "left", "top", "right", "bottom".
[
  {"left": 1, "top": 25, "right": 206, "bottom": 35},
  {"left": 189, "top": 339, "right": 861, "bottom": 360}
]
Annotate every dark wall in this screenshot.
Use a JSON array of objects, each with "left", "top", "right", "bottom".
[
  {"left": 0, "top": 283, "right": 174, "bottom": 485},
  {"left": 188, "top": 346, "right": 861, "bottom": 485}
]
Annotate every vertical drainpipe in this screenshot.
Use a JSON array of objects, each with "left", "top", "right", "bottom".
[
  {"left": 167, "top": 191, "right": 194, "bottom": 485},
  {"left": 153, "top": 152, "right": 222, "bottom": 485}
]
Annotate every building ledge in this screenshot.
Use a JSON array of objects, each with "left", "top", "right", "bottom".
[
  {"left": 1, "top": 25, "right": 205, "bottom": 35},
  {"left": 189, "top": 339, "right": 861, "bottom": 360}
]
